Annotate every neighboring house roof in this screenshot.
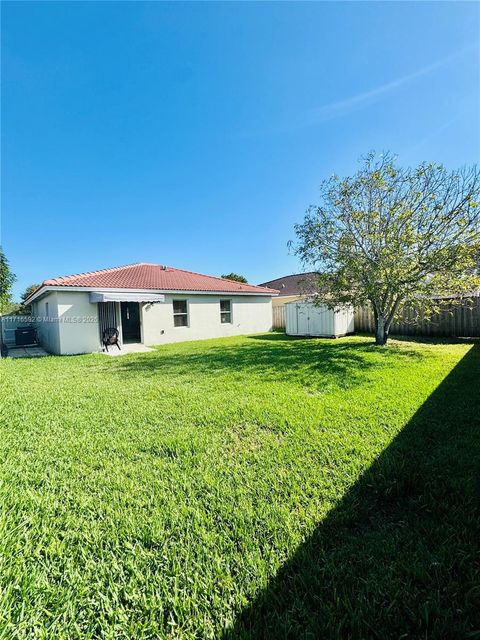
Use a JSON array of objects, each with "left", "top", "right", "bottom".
[
  {"left": 258, "top": 272, "right": 319, "bottom": 297},
  {"left": 26, "top": 263, "right": 279, "bottom": 303}
]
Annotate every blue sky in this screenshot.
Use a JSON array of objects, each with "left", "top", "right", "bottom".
[{"left": 2, "top": 1, "right": 479, "bottom": 299}]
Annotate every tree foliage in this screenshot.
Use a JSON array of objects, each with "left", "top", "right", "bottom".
[
  {"left": 0, "top": 247, "right": 16, "bottom": 314},
  {"left": 7, "top": 284, "right": 42, "bottom": 316},
  {"left": 293, "top": 153, "right": 480, "bottom": 344},
  {"left": 221, "top": 273, "right": 248, "bottom": 283},
  {"left": 21, "top": 283, "right": 41, "bottom": 305}
]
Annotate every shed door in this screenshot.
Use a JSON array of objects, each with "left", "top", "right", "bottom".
[{"left": 297, "top": 304, "right": 310, "bottom": 335}]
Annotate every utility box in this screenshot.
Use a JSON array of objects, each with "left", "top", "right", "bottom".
[
  {"left": 285, "top": 301, "right": 354, "bottom": 338},
  {"left": 15, "top": 327, "right": 38, "bottom": 346}
]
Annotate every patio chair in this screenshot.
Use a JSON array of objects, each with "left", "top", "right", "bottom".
[{"left": 102, "top": 327, "right": 121, "bottom": 352}]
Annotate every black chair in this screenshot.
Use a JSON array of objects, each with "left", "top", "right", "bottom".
[{"left": 102, "top": 327, "right": 121, "bottom": 352}]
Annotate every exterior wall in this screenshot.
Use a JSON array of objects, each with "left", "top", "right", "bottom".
[
  {"left": 56, "top": 291, "right": 100, "bottom": 355},
  {"left": 31, "top": 291, "right": 272, "bottom": 354},
  {"left": 35, "top": 292, "right": 62, "bottom": 354},
  {"left": 141, "top": 294, "right": 272, "bottom": 345}
]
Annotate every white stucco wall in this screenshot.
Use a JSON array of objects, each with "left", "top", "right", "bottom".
[
  {"left": 141, "top": 294, "right": 273, "bottom": 345},
  {"left": 33, "top": 290, "right": 272, "bottom": 354},
  {"left": 35, "top": 292, "right": 61, "bottom": 354},
  {"left": 56, "top": 291, "right": 100, "bottom": 355}
]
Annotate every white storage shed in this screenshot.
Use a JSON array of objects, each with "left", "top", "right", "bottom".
[{"left": 285, "top": 301, "right": 354, "bottom": 338}]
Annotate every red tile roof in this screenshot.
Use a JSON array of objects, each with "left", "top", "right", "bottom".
[{"left": 31, "top": 263, "right": 278, "bottom": 297}]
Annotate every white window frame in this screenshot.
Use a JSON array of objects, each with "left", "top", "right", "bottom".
[
  {"left": 173, "top": 299, "right": 189, "bottom": 328},
  {"left": 220, "top": 299, "right": 233, "bottom": 324}
]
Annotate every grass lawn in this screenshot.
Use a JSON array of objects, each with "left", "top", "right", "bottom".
[{"left": 1, "top": 334, "right": 479, "bottom": 639}]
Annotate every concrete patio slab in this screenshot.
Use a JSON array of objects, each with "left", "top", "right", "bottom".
[
  {"left": 102, "top": 343, "right": 154, "bottom": 356},
  {"left": 6, "top": 346, "right": 49, "bottom": 358}
]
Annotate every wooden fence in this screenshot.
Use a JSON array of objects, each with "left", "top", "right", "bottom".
[
  {"left": 273, "top": 298, "right": 480, "bottom": 337},
  {"left": 354, "top": 297, "right": 480, "bottom": 338},
  {"left": 273, "top": 305, "right": 286, "bottom": 330}
]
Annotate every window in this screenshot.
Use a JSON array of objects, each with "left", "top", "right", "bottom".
[
  {"left": 45, "top": 302, "right": 49, "bottom": 318},
  {"left": 220, "top": 299, "right": 232, "bottom": 324},
  {"left": 173, "top": 300, "right": 188, "bottom": 327}
]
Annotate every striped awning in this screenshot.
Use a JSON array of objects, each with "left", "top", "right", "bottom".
[{"left": 90, "top": 292, "right": 165, "bottom": 303}]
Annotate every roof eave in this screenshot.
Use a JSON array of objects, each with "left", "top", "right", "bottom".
[{"left": 25, "top": 285, "right": 278, "bottom": 303}]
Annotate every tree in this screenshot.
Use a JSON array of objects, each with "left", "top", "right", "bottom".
[
  {"left": 6, "top": 283, "right": 42, "bottom": 315},
  {"left": 21, "top": 283, "right": 41, "bottom": 305},
  {"left": 0, "top": 247, "right": 16, "bottom": 314},
  {"left": 221, "top": 273, "right": 248, "bottom": 283},
  {"left": 293, "top": 153, "right": 480, "bottom": 345},
  {"left": 19, "top": 283, "right": 41, "bottom": 314}
]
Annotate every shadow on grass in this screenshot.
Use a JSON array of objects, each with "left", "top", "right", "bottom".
[
  {"left": 361, "top": 332, "right": 480, "bottom": 347},
  {"left": 103, "top": 333, "right": 423, "bottom": 390},
  {"left": 223, "top": 343, "right": 480, "bottom": 639}
]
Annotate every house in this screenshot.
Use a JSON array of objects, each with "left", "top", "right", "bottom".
[
  {"left": 257, "top": 273, "right": 319, "bottom": 308},
  {"left": 24, "top": 263, "right": 279, "bottom": 355}
]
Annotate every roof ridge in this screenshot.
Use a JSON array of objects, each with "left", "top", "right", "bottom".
[
  {"left": 168, "top": 265, "right": 273, "bottom": 290},
  {"left": 46, "top": 262, "right": 274, "bottom": 290}
]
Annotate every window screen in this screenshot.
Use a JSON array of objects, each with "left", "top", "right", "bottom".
[
  {"left": 173, "top": 300, "right": 188, "bottom": 327},
  {"left": 220, "top": 300, "right": 232, "bottom": 324}
]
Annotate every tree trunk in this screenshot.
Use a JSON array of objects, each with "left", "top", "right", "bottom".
[
  {"left": 374, "top": 310, "right": 388, "bottom": 345},
  {"left": 372, "top": 296, "right": 401, "bottom": 346}
]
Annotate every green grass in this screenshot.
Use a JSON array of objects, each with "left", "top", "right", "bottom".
[{"left": 1, "top": 334, "right": 479, "bottom": 639}]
